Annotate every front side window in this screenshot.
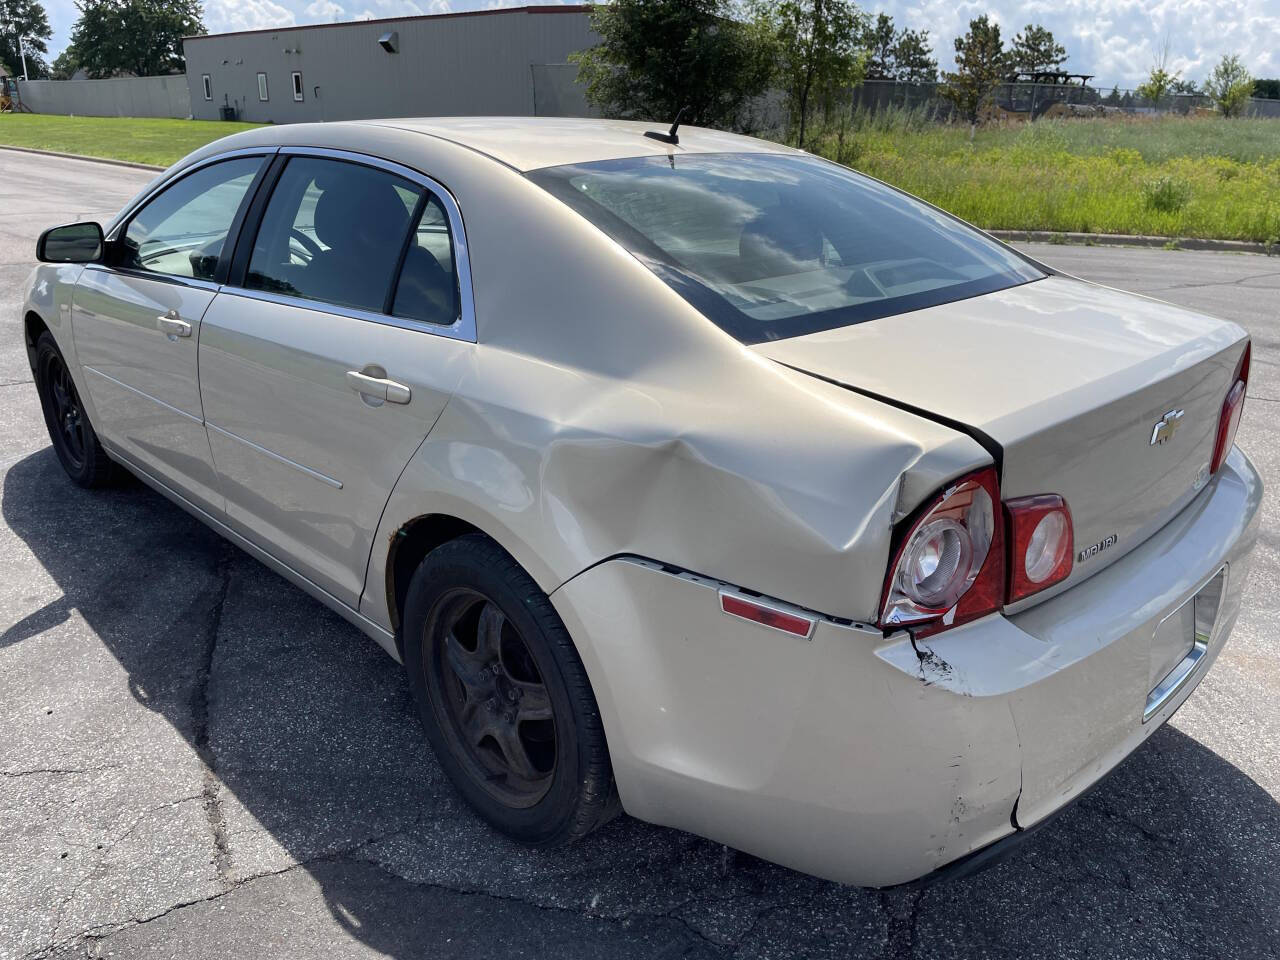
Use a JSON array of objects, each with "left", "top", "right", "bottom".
[
  {"left": 257, "top": 72, "right": 269, "bottom": 101},
  {"left": 245, "top": 156, "right": 422, "bottom": 313},
  {"left": 119, "top": 156, "right": 263, "bottom": 280},
  {"left": 529, "top": 153, "right": 1045, "bottom": 344}
]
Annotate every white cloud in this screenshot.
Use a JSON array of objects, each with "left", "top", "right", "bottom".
[
  {"left": 883, "top": 0, "right": 1280, "bottom": 86},
  {"left": 203, "top": 0, "right": 296, "bottom": 34},
  {"left": 304, "top": 0, "right": 345, "bottom": 19}
]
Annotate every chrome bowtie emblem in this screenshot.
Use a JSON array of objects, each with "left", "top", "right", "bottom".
[{"left": 1150, "top": 409, "right": 1184, "bottom": 446}]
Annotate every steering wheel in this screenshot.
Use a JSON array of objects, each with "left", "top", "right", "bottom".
[{"left": 289, "top": 228, "right": 323, "bottom": 263}]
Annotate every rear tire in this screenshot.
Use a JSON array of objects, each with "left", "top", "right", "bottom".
[
  {"left": 33, "top": 332, "right": 114, "bottom": 488},
  {"left": 403, "top": 534, "right": 619, "bottom": 845}
]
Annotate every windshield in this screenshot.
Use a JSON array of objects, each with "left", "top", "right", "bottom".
[{"left": 528, "top": 153, "right": 1046, "bottom": 344}]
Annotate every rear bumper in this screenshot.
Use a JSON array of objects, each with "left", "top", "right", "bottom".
[{"left": 549, "top": 448, "right": 1262, "bottom": 887}]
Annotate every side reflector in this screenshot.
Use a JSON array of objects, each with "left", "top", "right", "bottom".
[{"left": 720, "top": 592, "right": 815, "bottom": 638}]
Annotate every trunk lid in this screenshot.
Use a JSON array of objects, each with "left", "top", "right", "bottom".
[{"left": 753, "top": 275, "right": 1247, "bottom": 605}]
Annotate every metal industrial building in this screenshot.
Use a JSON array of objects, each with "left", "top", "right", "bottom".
[{"left": 182, "top": 5, "right": 599, "bottom": 124}]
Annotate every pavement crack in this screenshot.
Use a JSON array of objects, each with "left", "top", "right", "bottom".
[
  {"left": 0, "top": 764, "right": 120, "bottom": 778},
  {"left": 191, "top": 548, "right": 234, "bottom": 882},
  {"left": 0, "top": 378, "right": 34, "bottom": 388}
]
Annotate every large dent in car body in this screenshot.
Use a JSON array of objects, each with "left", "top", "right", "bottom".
[{"left": 349, "top": 126, "right": 990, "bottom": 627}]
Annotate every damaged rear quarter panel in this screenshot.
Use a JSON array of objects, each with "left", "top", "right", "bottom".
[{"left": 355, "top": 139, "right": 991, "bottom": 630}]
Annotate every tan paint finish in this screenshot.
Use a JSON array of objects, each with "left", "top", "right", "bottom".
[
  {"left": 70, "top": 267, "right": 224, "bottom": 513},
  {"left": 25, "top": 118, "right": 1264, "bottom": 886}
]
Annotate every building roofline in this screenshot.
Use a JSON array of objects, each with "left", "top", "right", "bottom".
[{"left": 183, "top": 4, "right": 591, "bottom": 43}]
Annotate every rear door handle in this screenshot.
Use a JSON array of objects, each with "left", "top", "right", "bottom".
[
  {"left": 346, "top": 370, "right": 411, "bottom": 405},
  {"left": 156, "top": 312, "right": 191, "bottom": 339}
]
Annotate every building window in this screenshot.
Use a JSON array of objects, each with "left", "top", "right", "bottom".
[
  {"left": 257, "top": 72, "right": 269, "bottom": 101},
  {"left": 291, "top": 71, "right": 304, "bottom": 102},
  {"left": 201, "top": 74, "right": 212, "bottom": 100}
]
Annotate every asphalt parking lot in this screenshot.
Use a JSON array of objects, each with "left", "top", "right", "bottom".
[{"left": 1, "top": 148, "right": 1278, "bottom": 960}]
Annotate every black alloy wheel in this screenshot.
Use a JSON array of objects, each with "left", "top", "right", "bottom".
[
  {"left": 430, "top": 588, "right": 557, "bottom": 807},
  {"left": 403, "top": 534, "right": 619, "bottom": 845}
]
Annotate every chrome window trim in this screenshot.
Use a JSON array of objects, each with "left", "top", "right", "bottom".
[
  {"left": 81, "top": 263, "right": 221, "bottom": 294},
  {"left": 106, "top": 147, "right": 280, "bottom": 239},
  {"left": 222, "top": 145, "right": 478, "bottom": 344}
]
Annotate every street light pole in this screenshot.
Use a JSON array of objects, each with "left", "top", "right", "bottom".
[{"left": 19, "top": 33, "right": 28, "bottom": 80}]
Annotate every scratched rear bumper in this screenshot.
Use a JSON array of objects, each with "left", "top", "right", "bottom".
[{"left": 550, "top": 449, "right": 1261, "bottom": 887}]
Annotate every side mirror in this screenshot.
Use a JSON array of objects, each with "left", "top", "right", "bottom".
[{"left": 37, "top": 222, "right": 105, "bottom": 264}]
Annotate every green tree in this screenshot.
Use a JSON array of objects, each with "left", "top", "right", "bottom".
[
  {"left": 1135, "top": 39, "right": 1180, "bottom": 105},
  {"left": 0, "top": 0, "right": 53, "bottom": 79},
  {"left": 571, "top": 0, "right": 774, "bottom": 130},
  {"left": 1203, "top": 53, "right": 1253, "bottom": 117},
  {"left": 862, "top": 12, "right": 894, "bottom": 79},
  {"left": 1104, "top": 85, "right": 1121, "bottom": 105},
  {"left": 759, "top": 0, "right": 867, "bottom": 148},
  {"left": 891, "top": 28, "right": 936, "bottom": 83},
  {"left": 1253, "top": 78, "right": 1280, "bottom": 99},
  {"left": 66, "top": 0, "right": 203, "bottom": 78},
  {"left": 50, "top": 47, "right": 78, "bottom": 79},
  {"left": 940, "top": 15, "right": 1010, "bottom": 131},
  {"left": 1010, "top": 23, "right": 1066, "bottom": 74}
]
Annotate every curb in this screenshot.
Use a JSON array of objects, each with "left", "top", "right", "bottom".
[
  {"left": 0, "top": 144, "right": 165, "bottom": 172},
  {"left": 990, "top": 229, "right": 1275, "bottom": 256}
]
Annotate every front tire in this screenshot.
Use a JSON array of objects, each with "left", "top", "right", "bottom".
[
  {"left": 403, "top": 534, "right": 619, "bottom": 845},
  {"left": 33, "top": 332, "right": 113, "bottom": 488}
]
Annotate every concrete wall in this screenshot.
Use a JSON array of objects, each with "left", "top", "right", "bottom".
[
  {"left": 183, "top": 6, "right": 599, "bottom": 124},
  {"left": 17, "top": 75, "right": 190, "bottom": 118}
]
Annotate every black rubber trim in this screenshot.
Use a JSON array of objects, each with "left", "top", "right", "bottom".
[{"left": 774, "top": 360, "right": 1005, "bottom": 480}]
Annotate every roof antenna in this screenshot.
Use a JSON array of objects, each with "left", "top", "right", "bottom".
[{"left": 645, "top": 105, "right": 690, "bottom": 146}]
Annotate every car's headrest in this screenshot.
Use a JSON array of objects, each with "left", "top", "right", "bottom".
[{"left": 313, "top": 180, "right": 410, "bottom": 251}]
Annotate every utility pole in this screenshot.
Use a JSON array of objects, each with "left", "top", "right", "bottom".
[{"left": 19, "top": 34, "right": 29, "bottom": 80}]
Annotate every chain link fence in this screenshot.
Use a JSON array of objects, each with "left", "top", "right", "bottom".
[{"left": 850, "top": 78, "right": 1280, "bottom": 121}]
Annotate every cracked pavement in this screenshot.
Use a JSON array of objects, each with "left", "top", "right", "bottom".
[{"left": 2, "top": 148, "right": 1279, "bottom": 959}]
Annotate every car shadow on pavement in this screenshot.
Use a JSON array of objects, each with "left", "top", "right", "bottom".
[{"left": 5, "top": 446, "right": 1280, "bottom": 959}]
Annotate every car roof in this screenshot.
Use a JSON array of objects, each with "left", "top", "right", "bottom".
[{"left": 348, "top": 117, "right": 800, "bottom": 172}]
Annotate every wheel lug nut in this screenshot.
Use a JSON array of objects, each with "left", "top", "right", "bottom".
[{"left": 504, "top": 712, "right": 515, "bottom": 723}]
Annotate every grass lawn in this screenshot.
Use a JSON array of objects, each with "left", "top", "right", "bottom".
[
  {"left": 805, "top": 113, "right": 1280, "bottom": 244},
  {"left": 2, "top": 111, "right": 1278, "bottom": 242},
  {"left": 0, "top": 114, "right": 262, "bottom": 167}
]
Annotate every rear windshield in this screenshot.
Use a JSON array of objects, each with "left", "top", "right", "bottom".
[{"left": 529, "top": 153, "right": 1045, "bottom": 344}]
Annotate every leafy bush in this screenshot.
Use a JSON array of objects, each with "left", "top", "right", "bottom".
[{"left": 1141, "top": 176, "right": 1193, "bottom": 213}]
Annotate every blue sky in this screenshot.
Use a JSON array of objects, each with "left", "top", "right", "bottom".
[{"left": 37, "top": 0, "right": 1280, "bottom": 87}]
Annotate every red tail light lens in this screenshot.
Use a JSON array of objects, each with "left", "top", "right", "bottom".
[
  {"left": 1005, "top": 495, "right": 1074, "bottom": 603},
  {"left": 879, "top": 467, "right": 1004, "bottom": 635},
  {"left": 1210, "top": 341, "right": 1250, "bottom": 475}
]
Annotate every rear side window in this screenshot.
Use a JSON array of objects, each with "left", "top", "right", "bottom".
[
  {"left": 529, "top": 153, "right": 1045, "bottom": 344},
  {"left": 245, "top": 157, "right": 421, "bottom": 313},
  {"left": 120, "top": 157, "right": 262, "bottom": 281},
  {"left": 391, "top": 196, "right": 460, "bottom": 326}
]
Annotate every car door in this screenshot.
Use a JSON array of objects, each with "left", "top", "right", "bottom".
[
  {"left": 198, "top": 149, "right": 474, "bottom": 609},
  {"left": 71, "top": 153, "right": 270, "bottom": 512}
]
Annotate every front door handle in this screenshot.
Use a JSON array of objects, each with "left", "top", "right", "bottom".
[
  {"left": 156, "top": 312, "right": 191, "bottom": 339},
  {"left": 346, "top": 369, "right": 411, "bottom": 405}
]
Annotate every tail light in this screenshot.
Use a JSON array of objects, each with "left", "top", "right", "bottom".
[
  {"left": 1005, "top": 495, "right": 1073, "bottom": 603},
  {"left": 880, "top": 467, "right": 1004, "bottom": 635},
  {"left": 879, "top": 469, "right": 1076, "bottom": 635},
  {"left": 1210, "top": 341, "right": 1250, "bottom": 475}
]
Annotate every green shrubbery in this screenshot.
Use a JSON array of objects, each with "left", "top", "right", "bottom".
[{"left": 796, "top": 112, "right": 1280, "bottom": 242}]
